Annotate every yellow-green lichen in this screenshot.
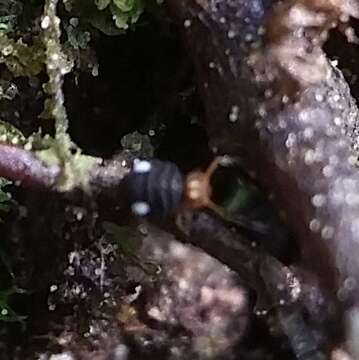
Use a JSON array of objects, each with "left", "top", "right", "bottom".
[
  {"left": 34, "top": 134, "right": 101, "bottom": 192},
  {"left": 0, "top": 35, "right": 44, "bottom": 77},
  {"left": 0, "top": 120, "right": 25, "bottom": 146},
  {"left": 41, "top": 0, "right": 73, "bottom": 140}
]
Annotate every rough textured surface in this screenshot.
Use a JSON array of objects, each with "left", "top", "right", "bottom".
[
  {"left": 19, "top": 226, "right": 249, "bottom": 360},
  {"left": 169, "top": 0, "right": 359, "bottom": 305},
  {"left": 0, "top": 0, "right": 359, "bottom": 358},
  {"left": 164, "top": 0, "right": 359, "bottom": 356}
]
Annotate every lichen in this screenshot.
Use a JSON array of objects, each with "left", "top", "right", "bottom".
[
  {"left": 34, "top": 135, "right": 101, "bottom": 192},
  {"left": 41, "top": 0, "right": 73, "bottom": 140},
  {"left": 0, "top": 119, "right": 25, "bottom": 145},
  {"left": 0, "top": 35, "right": 45, "bottom": 77}
]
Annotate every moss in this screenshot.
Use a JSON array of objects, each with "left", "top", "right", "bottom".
[
  {"left": 0, "top": 119, "right": 25, "bottom": 145},
  {"left": 68, "top": 0, "right": 162, "bottom": 35},
  {"left": 0, "top": 0, "right": 165, "bottom": 335},
  {"left": 0, "top": 35, "right": 45, "bottom": 77},
  {"left": 34, "top": 134, "right": 101, "bottom": 191},
  {"left": 0, "top": 0, "right": 23, "bottom": 34},
  {"left": 121, "top": 130, "right": 154, "bottom": 157}
]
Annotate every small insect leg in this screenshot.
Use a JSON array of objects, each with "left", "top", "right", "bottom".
[{"left": 204, "top": 156, "right": 223, "bottom": 178}]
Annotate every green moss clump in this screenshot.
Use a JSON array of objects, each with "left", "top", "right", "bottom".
[
  {"left": 32, "top": 134, "right": 101, "bottom": 192},
  {"left": 106, "top": 0, "right": 144, "bottom": 30},
  {"left": 68, "top": 0, "right": 162, "bottom": 35}
]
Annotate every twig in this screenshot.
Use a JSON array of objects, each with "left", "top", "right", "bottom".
[
  {"left": 41, "top": 0, "right": 72, "bottom": 141},
  {"left": 0, "top": 143, "right": 60, "bottom": 189}
]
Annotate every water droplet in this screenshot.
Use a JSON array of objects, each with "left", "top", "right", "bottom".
[
  {"left": 303, "top": 127, "right": 314, "bottom": 139},
  {"left": 228, "top": 30, "right": 236, "bottom": 39},
  {"left": 131, "top": 202, "right": 150, "bottom": 216},
  {"left": 229, "top": 105, "right": 239, "bottom": 122},
  {"left": 285, "top": 133, "right": 296, "bottom": 148},
  {"left": 309, "top": 219, "right": 321, "bottom": 232},
  {"left": 133, "top": 160, "right": 151, "bottom": 173},
  {"left": 311, "top": 194, "right": 326, "bottom": 207},
  {"left": 321, "top": 225, "right": 334, "bottom": 239},
  {"left": 304, "top": 149, "right": 315, "bottom": 165},
  {"left": 344, "top": 277, "right": 357, "bottom": 291},
  {"left": 345, "top": 193, "right": 359, "bottom": 206},
  {"left": 315, "top": 93, "right": 324, "bottom": 102},
  {"left": 184, "top": 19, "right": 192, "bottom": 28},
  {"left": 333, "top": 117, "right": 342, "bottom": 126},
  {"left": 322, "top": 165, "right": 333, "bottom": 177},
  {"left": 41, "top": 16, "right": 51, "bottom": 29}
]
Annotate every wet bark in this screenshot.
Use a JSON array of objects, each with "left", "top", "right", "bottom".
[{"left": 167, "top": 0, "right": 359, "bottom": 324}]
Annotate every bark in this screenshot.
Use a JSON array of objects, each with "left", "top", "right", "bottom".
[{"left": 167, "top": 0, "right": 359, "bottom": 321}]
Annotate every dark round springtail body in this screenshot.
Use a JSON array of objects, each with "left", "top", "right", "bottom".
[
  {"left": 124, "top": 156, "right": 278, "bottom": 241},
  {"left": 124, "top": 156, "right": 229, "bottom": 221},
  {"left": 124, "top": 159, "right": 184, "bottom": 220}
]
